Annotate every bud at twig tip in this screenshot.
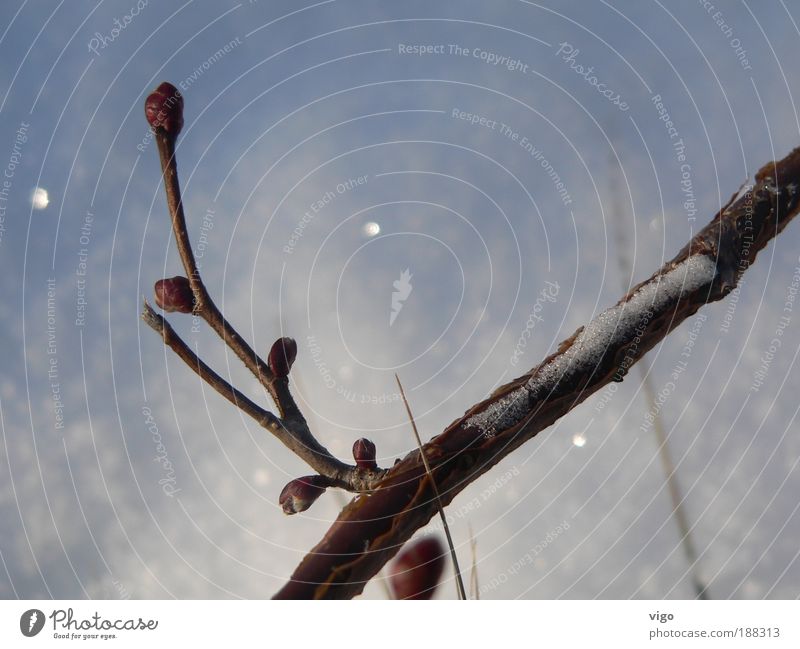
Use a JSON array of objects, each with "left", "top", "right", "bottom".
[
  {"left": 352, "top": 438, "right": 377, "bottom": 469},
  {"left": 154, "top": 276, "right": 194, "bottom": 313},
  {"left": 268, "top": 337, "right": 297, "bottom": 378},
  {"left": 145, "top": 82, "right": 184, "bottom": 137},
  {"left": 279, "top": 475, "right": 327, "bottom": 515}
]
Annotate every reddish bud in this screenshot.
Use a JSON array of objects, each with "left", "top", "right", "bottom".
[
  {"left": 388, "top": 537, "right": 446, "bottom": 600},
  {"left": 154, "top": 276, "right": 194, "bottom": 313},
  {"left": 352, "top": 438, "right": 377, "bottom": 469},
  {"left": 268, "top": 337, "right": 297, "bottom": 378},
  {"left": 279, "top": 475, "right": 328, "bottom": 515},
  {"left": 145, "top": 82, "right": 184, "bottom": 137}
]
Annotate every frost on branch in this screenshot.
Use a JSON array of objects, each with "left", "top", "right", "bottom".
[{"left": 467, "top": 254, "right": 718, "bottom": 437}]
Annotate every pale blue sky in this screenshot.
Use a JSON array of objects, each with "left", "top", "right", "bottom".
[{"left": 1, "top": 0, "right": 799, "bottom": 599}]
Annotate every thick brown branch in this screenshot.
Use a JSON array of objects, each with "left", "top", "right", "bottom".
[{"left": 274, "top": 146, "right": 800, "bottom": 599}]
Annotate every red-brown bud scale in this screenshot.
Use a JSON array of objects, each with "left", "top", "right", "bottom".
[
  {"left": 388, "top": 537, "right": 446, "bottom": 600},
  {"left": 154, "top": 276, "right": 194, "bottom": 313},
  {"left": 279, "top": 475, "right": 327, "bottom": 515},
  {"left": 352, "top": 438, "right": 377, "bottom": 469},
  {"left": 145, "top": 82, "right": 184, "bottom": 137},
  {"left": 268, "top": 337, "right": 297, "bottom": 378}
]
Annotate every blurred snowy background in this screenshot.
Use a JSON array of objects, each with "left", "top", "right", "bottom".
[{"left": 1, "top": 0, "right": 799, "bottom": 599}]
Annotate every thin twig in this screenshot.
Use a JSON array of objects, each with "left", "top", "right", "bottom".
[
  {"left": 142, "top": 300, "right": 383, "bottom": 490},
  {"left": 395, "top": 374, "right": 467, "bottom": 600},
  {"left": 154, "top": 130, "right": 303, "bottom": 423},
  {"left": 142, "top": 301, "right": 282, "bottom": 436}
]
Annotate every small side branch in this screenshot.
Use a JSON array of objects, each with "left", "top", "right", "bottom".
[
  {"left": 142, "top": 301, "right": 379, "bottom": 489},
  {"left": 142, "top": 300, "right": 280, "bottom": 432}
]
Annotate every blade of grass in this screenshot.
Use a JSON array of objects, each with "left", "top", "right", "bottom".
[
  {"left": 468, "top": 523, "right": 479, "bottom": 600},
  {"left": 395, "top": 374, "right": 467, "bottom": 600},
  {"left": 606, "top": 148, "right": 710, "bottom": 599}
]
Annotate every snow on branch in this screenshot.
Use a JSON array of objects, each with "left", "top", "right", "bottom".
[{"left": 467, "top": 255, "right": 718, "bottom": 437}]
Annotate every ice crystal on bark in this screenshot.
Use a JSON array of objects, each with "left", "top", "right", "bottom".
[{"left": 467, "top": 255, "right": 717, "bottom": 436}]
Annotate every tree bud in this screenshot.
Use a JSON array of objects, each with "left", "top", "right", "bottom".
[
  {"left": 145, "top": 82, "right": 184, "bottom": 137},
  {"left": 352, "top": 438, "right": 377, "bottom": 469},
  {"left": 154, "top": 276, "right": 194, "bottom": 313},
  {"left": 388, "top": 536, "right": 446, "bottom": 600},
  {"left": 279, "top": 475, "right": 327, "bottom": 515},
  {"left": 268, "top": 337, "right": 297, "bottom": 378}
]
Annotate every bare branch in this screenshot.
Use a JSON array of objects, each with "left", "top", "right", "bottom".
[
  {"left": 154, "top": 130, "right": 302, "bottom": 420},
  {"left": 143, "top": 84, "right": 387, "bottom": 492},
  {"left": 142, "top": 300, "right": 277, "bottom": 430},
  {"left": 274, "top": 146, "right": 800, "bottom": 599},
  {"left": 141, "top": 300, "right": 380, "bottom": 489}
]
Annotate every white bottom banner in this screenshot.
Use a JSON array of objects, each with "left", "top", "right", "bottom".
[{"left": 0, "top": 600, "right": 796, "bottom": 647}]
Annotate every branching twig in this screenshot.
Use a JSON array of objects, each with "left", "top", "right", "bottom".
[
  {"left": 143, "top": 301, "right": 280, "bottom": 431},
  {"left": 274, "top": 146, "right": 800, "bottom": 599},
  {"left": 142, "top": 83, "right": 385, "bottom": 493},
  {"left": 141, "top": 301, "right": 374, "bottom": 488},
  {"left": 154, "top": 130, "right": 304, "bottom": 422}
]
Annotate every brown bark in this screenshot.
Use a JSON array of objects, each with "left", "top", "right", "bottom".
[{"left": 273, "top": 147, "right": 800, "bottom": 599}]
